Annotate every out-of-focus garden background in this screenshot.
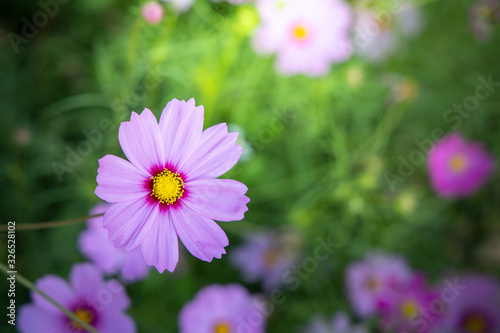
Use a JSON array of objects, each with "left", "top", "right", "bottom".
[{"left": 1, "top": 0, "right": 499, "bottom": 332}]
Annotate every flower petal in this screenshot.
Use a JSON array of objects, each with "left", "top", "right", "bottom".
[
  {"left": 103, "top": 200, "right": 158, "bottom": 252},
  {"left": 95, "top": 155, "right": 149, "bottom": 203},
  {"left": 159, "top": 98, "right": 204, "bottom": 169},
  {"left": 118, "top": 108, "right": 164, "bottom": 174},
  {"left": 95, "top": 312, "right": 136, "bottom": 333},
  {"left": 78, "top": 218, "right": 121, "bottom": 275},
  {"left": 171, "top": 203, "right": 229, "bottom": 262},
  {"left": 32, "top": 276, "right": 76, "bottom": 314},
  {"left": 104, "top": 279, "right": 131, "bottom": 312},
  {"left": 183, "top": 123, "right": 242, "bottom": 181},
  {"left": 18, "top": 305, "right": 66, "bottom": 333},
  {"left": 141, "top": 209, "right": 179, "bottom": 273},
  {"left": 70, "top": 263, "right": 104, "bottom": 300},
  {"left": 184, "top": 178, "right": 249, "bottom": 221},
  {"left": 121, "top": 249, "right": 150, "bottom": 282}
]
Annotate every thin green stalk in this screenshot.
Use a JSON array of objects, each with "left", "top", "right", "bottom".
[
  {"left": 0, "top": 213, "right": 104, "bottom": 232},
  {"left": 0, "top": 262, "right": 100, "bottom": 333}
]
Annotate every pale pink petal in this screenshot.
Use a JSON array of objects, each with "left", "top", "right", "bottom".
[
  {"left": 18, "top": 305, "right": 66, "bottom": 333},
  {"left": 95, "top": 154, "right": 149, "bottom": 203},
  {"left": 159, "top": 98, "right": 204, "bottom": 169},
  {"left": 103, "top": 200, "right": 158, "bottom": 252},
  {"left": 118, "top": 108, "right": 164, "bottom": 174},
  {"left": 32, "top": 276, "right": 76, "bottom": 314},
  {"left": 183, "top": 123, "right": 242, "bottom": 181},
  {"left": 78, "top": 220, "right": 120, "bottom": 275},
  {"left": 121, "top": 250, "right": 150, "bottom": 281},
  {"left": 70, "top": 263, "right": 103, "bottom": 300},
  {"left": 171, "top": 203, "right": 229, "bottom": 262},
  {"left": 95, "top": 312, "right": 136, "bottom": 333},
  {"left": 104, "top": 279, "right": 131, "bottom": 312},
  {"left": 141, "top": 210, "right": 180, "bottom": 273},
  {"left": 184, "top": 178, "right": 249, "bottom": 221}
]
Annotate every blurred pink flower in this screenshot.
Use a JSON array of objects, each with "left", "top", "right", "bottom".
[
  {"left": 345, "top": 251, "right": 413, "bottom": 318},
  {"left": 469, "top": 0, "right": 500, "bottom": 42},
  {"left": 427, "top": 133, "right": 495, "bottom": 198},
  {"left": 253, "top": 0, "right": 353, "bottom": 77},
  {"left": 353, "top": 2, "right": 422, "bottom": 62},
  {"left": 435, "top": 275, "right": 500, "bottom": 333},
  {"left": 179, "top": 284, "right": 265, "bottom": 333},
  {"left": 18, "top": 263, "right": 135, "bottom": 333},
  {"left": 142, "top": 2, "right": 164, "bottom": 25},
  {"left": 230, "top": 230, "right": 300, "bottom": 290},
  {"left": 95, "top": 98, "right": 249, "bottom": 273},
  {"left": 13, "top": 126, "right": 31, "bottom": 146},
  {"left": 378, "top": 274, "right": 439, "bottom": 333},
  {"left": 78, "top": 203, "right": 150, "bottom": 282}
]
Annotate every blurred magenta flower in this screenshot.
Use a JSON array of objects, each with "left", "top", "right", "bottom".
[
  {"left": 435, "top": 275, "right": 500, "bottom": 333},
  {"left": 95, "top": 98, "right": 249, "bottom": 273},
  {"left": 354, "top": 2, "right": 422, "bottom": 62},
  {"left": 305, "top": 312, "right": 367, "bottom": 333},
  {"left": 378, "top": 274, "right": 439, "bottom": 333},
  {"left": 345, "top": 251, "right": 413, "bottom": 318},
  {"left": 78, "top": 203, "right": 150, "bottom": 282},
  {"left": 18, "top": 263, "right": 134, "bottom": 333},
  {"left": 253, "top": 0, "right": 353, "bottom": 77},
  {"left": 142, "top": 2, "right": 164, "bottom": 25},
  {"left": 230, "top": 229, "right": 300, "bottom": 290},
  {"left": 427, "top": 132, "right": 495, "bottom": 198},
  {"left": 179, "top": 284, "right": 265, "bottom": 333}
]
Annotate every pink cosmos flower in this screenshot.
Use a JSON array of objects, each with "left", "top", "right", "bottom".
[
  {"left": 378, "top": 274, "right": 439, "bottom": 333},
  {"left": 305, "top": 312, "right": 368, "bottom": 333},
  {"left": 95, "top": 98, "right": 250, "bottom": 273},
  {"left": 427, "top": 133, "right": 495, "bottom": 198},
  {"left": 253, "top": 0, "right": 353, "bottom": 77},
  {"left": 18, "top": 263, "right": 134, "bottom": 333},
  {"left": 142, "top": 2, "right": 164, "bottom": 25},
  {"left": 230, "top": 230, "right": 300, "bottom": 291},
  {"left": 179, "top": 284, "right": 265, "bottom": 333},
  {"left": 435, "top": 275, "right": 500, "bottom": 333},
  {"left": 78, "top": 203, "right": 150, "bottom": 282},
  {"left": 345, "top": 251, "right": 413, "bottom": 318},
  {"left": 353, "top": 2, "right": 422, "bottom": 62}
]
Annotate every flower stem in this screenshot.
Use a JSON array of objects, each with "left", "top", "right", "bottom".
[
  {"left": 0, "top": 262, "right": 100, "bottom": 333},
  {"left": 0, "top": 213, "right": 104, "bottom": 232}
]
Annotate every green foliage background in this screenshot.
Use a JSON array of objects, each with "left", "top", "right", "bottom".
[{"left": 0, "top": 0, "right": 499, "bottom": 332}]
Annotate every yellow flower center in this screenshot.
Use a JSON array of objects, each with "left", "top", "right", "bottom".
[
  {"left": 214, "top": 322, "right": 231, "bottom": 333},
  {"left": 293, "top": 25, "right": 308, "bottom": 40},
  {"left": 449, "top": 154, "right": 467, "bottom": 173},
  {"left": 365, "top": 276, "right": 378, "bottom": 291},
  {"left": 71, "top": 309, "right": 93, "bottom": 329},
  {"left": 150, "top": 168, "right": 185, "bottom": 204},
  {"left": 401, "top": 300, "right": 418, "bottom": 318},
  {"left": 464, "top": 314, "right": 486, "bottom": 333},
  {"left": 264, "top": 249, "right": 280, "bottom": 266}
]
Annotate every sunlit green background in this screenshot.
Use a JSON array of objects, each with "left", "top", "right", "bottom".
[{"left": 1, "top": 0, "right": 499, "bottom": 332}]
